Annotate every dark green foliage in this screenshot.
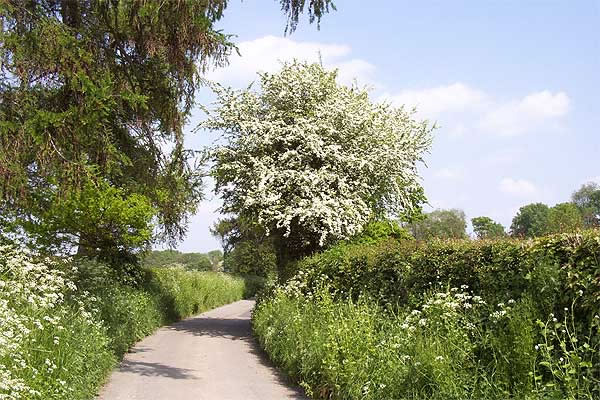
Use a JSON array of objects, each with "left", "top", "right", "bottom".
[
  {"left": 407, "top": 209, "right": 467, "bottom": 240},
  {"left": 224, "top": 240, "right": 277, "bottom": 277},
  {"left": 211, "top": 216, "right": 271, "bottom": 257},
  {"left": 510, "top": 203, "right": 550, "bottom": 238},
  {"left": 291, "top": 230, "right": 600, "bottom": 326},
  {"left": 212, "top": 216, "right": 277, "bottom": 277},
  {"left": 472, "top": 216, "right": 506, "bottom": 239},
  {"left": 0, "top": 0, "right": 224, "bottom": 253},
  {"left": 572, "top": 183, "right": 600, "bottom": 228}
]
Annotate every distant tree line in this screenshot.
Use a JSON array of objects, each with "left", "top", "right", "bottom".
[
  {"left": 509, "top": 182, "right": 598, "bottom": 238},
  {"left": 211, "top": 182, "right": 599, "bottom": 276},
  {"left": 403, "top": 182, "right": 599, "bottom": 241}
]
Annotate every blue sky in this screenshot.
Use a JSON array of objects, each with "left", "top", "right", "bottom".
[{"left": 169, "top": 0, "right": 600, "bottom": 253}]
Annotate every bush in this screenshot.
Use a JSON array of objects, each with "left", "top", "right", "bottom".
[
  {"left": 1, "top": 246, "right": 250, "bottom": 399},
  {"left": 348, "top": 220, "right": 413, "bottom": 245},
  {"left": 0, "top": 247, "right": 114, "bottom": 400},
  {"left": 292, "top": 230, "right": 600, "bottom": 322},
  {"left": 254, "top": 230, "right": 600, "bottom": 399},
  {"left": 223, "top": 240, "right": 277, "bottom": 278}
]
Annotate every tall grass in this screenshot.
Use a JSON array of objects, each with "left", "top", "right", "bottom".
[
  {"left": 253, "top": 285, "right": 600, "bottom": 400},
  {"left": 0, "top": 246, "right": 251, "bottom": 399}
]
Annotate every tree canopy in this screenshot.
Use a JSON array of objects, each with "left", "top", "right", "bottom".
[
  {"left": 202, "top": 61, "right": 432, "bottom": 265},
  {"left": 0, "top": 0, "right": 335, "bottom": 261},
  {"left": 572, "top": 183, "right": 600, "bottom": 228},
  {"left": 510, "top": 203, "right": 550, "bottom": 238},
  {"left": 547, "top": 202, "right": 583, "bottom": 234},
  {"left": 471, "top": 216, "right": 506, "bottom": 239},
  {"left": 211, "top": 216, "right": 276, "bottom": 277},
  {"left": 407, "top": 209, "right": 467, "bottom": 240}
]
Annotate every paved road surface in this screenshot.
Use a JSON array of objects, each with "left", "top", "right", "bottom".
[{"left": 98, "top": 300, "right": 306, "bottom": 400}]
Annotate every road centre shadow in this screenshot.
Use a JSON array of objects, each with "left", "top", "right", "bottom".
[
  {"left": 118, "top": 359, "right": 197, "bottom": 380},
  {"left": 167, "top": 316, "right": 252, "bottom": 340}
]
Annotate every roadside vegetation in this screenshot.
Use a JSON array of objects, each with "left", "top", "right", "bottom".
[
  {"left": 0, "top": 2, "right": 331, "bottom": 398},
  {"left": 0, "top": 245, "right": 253, "bottom": 399},
  {"left": 253, "top": 230, "right": 600, "bottom": 399},
  {"left": 200, "top": 56, "right": 600, "bottom": 399},
  {"left": 142, "top": 249, "right": 224, "bottom": 271}
]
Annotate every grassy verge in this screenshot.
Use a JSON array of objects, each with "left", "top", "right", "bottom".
[
  {"left": 0, "top": 246, "right": 254, "bottom": 400},
  {"left": 253, "top": 286, "right": 599, "bottom": 400}
]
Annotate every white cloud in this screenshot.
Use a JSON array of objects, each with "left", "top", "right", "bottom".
[
  {"left": 499, "top": 178, "right": 539, "bottom": 197},
  {"left": 206, "top": 37, "right": 570, "bottom": 138},
  {"left": 381, "top": 83, "right": 488, "bottom": 116},
  {"left": 479, "top": 91, "right": 570, "bottom": 136},
  {"left": 380, "top": 83, "right": 570, "bottom": 137},
  {"left": 206, "top": 35, "right": 375, "bottom": 87}
]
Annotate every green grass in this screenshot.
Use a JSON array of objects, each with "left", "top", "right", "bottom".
[
  {"left": 0, "top": 247, "right": 254, "bottom": 399},
  {"left": 253, "top": 285, "right": 600, "bottom": 400}
]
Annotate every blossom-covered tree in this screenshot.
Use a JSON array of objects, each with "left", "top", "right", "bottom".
[{"left": 202, "top": 62, "right": 433, "bottom": 269}]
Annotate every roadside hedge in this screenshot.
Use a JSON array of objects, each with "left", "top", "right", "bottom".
[
  {"left": 253, "top": 230, "right": 600, "bottom": 399},
  {"left": 292, "top": 230, "right": 600, "bottom": 321}
]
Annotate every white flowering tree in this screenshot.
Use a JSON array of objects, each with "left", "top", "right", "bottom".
[{"left": 201, "top": 62, "right": 433, "bottom": 271}]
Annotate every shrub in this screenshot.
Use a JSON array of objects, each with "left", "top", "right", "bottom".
[
  {"left": 292, "top": 230, "right": 600, "bottom": 321},
  {"left": 348, "top": 220, "right": 413, "bottom": 245},
  {"left": 0, "top": 246, "right": 114, "bottom": 400}
]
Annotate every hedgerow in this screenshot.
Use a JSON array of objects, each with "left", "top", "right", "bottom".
[
  {"left": 0, "top": 246, "right": 252, "bottom": 399},
  {"left": 253, "top": 230, "right": 600, "bottom": 399},
  {"left": 292, "top": 230, "right": 600, "bottom": 323}
]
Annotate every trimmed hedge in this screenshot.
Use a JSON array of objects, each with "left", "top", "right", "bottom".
[{"left": 292, "top": 230, "right": 600, "bottom": 321}]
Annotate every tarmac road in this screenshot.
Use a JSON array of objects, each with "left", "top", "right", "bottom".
[{"left": 98, "top": 299, "right": 306, "bottom": 400}]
